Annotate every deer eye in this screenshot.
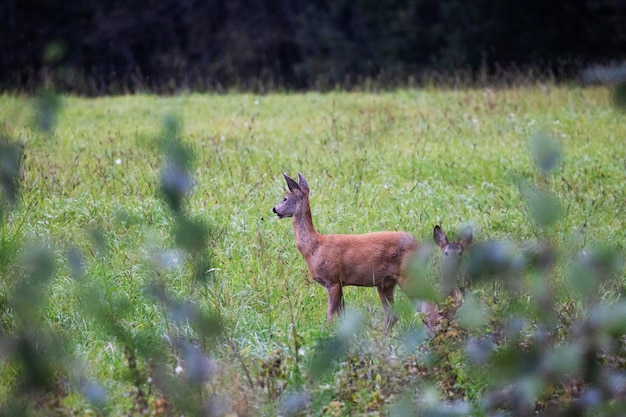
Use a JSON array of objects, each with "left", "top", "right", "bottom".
[{"left": 283, "top": 197, "right": 287, "bottom": 202}]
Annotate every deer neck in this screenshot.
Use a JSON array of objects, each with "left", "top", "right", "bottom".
[{"left": 292, "top": 202, "right": 320, "bottom": 255}]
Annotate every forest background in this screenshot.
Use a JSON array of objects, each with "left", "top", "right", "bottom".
[{"left": 2, "top": 0, "right": 626, "bottom": 93}]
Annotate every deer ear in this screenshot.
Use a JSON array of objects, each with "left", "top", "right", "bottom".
[
  {"left": 459, "top": 226, "right": 473, "bottom": 249},
  {"left": 433, "top": 225, "right": 449, "bottom": 249},
  {"left": 297, "top": 173, "right": 310, "bottom": 195},
  {"left": 283, "top": 173, "right": 301, "bottom": 192}
]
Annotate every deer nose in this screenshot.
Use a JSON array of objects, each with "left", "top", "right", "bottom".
[{"left": 272, "top": 207, "right": 278, "bottom": 214}]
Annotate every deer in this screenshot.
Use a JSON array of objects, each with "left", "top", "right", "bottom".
[
  {"left": 272, "top": 172, "right": 472, "bottom": 329},
  {"left": 431, "top": 224, "right": 473, "bottom": 324}
]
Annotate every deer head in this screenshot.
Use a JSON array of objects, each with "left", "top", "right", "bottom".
[
  {"left": 272, "top": 173, "right": 310, "bottom": 219},
  {"left": 434, "top": 225, "right": 473, "bottom": 295}
]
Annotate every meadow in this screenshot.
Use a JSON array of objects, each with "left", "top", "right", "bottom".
[{"left": 1, "top": 85, "right": 626, "bottom": 416}]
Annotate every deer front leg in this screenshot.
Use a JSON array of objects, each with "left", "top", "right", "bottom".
[
  {"left": 326, "top": 284, "right": 344, "bottom": 321},
  {"left": 377, "top": 284, "right": 398, "bottom": 329}
]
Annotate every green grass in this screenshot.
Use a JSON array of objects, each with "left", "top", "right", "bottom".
[{"left": 1, "top": 86, "right": 626, "bottom": 415}]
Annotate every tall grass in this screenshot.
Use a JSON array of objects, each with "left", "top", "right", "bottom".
[{"left": 1, "top": 85, "right": 625, "bottom": 415}]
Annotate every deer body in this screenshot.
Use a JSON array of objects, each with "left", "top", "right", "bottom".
[
  {"left": 305, "top": 231, "right": 417, "bottom": 287},
  {"left": 299, "top": 230, "right": 418, "bottom": 288},
  {"left": 274, "top": 173, "right": 424, "bottom": 327}
]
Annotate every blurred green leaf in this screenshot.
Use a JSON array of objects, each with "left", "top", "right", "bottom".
[
  {"left": 522, "top": 241, "right": 556, "bottom": 273},
  {"left": 65, "top": 246, "right": 86, "bottom": 280},
  {"left": 456, "top": 294, "right": 488, "bottom": 330},
  {"left": 14, "top": 335, "right": 59, "bottom": 392},
  {"left": 612, "top": 82, "right": 626, "bottom": 111},
  {"left": 567, "top": 245, "right": 623, "bottom": 301},
  {"left": 88, "top": 226, "right": 108, "bottom": 256},
  {"left": 466, "top": 240, "right": 523, "bottom": 287},
  {"left": 0, "top": 138, "right": 23, "bottom": 206},
  {"left": 403, "top": 327, "right": 428, "bottom": 351},
  {"left": 43, "top": 41, "right": 66, "bottom": 64},
  {"left": 280, "top": 390, "right": 309, "bottom": 416},
  {"left": 308, "top": 337, "right": 344, "bottom": 380},
  {"left": 81, "top": 380, "right": 107, "bottom": 408},
  {"left": 389, "top": 393, "right": 413, "bottom": 417},
  {"left": 522, "top": 185, "right": 562, "bottom": 229},
  {"left": 12, "top": 246, "right": 55, "bottom": 325},
  {"left": 518, "top": 376, "right": 543, "bottom": 412},
  {"left": 589, "top": 301, "right": 626, "bottom": 337},
  {"left": 404, "top": 243, "right": 438, "bottom": 302},
  {"left": 545, "top": 344, "right": 583, "bottom": 376},
  {"left": 159, "top": 163, "right": 193, "bottom": 213},
  {"left": 179, "top": 342, "right": 216, "bottom": 384},
  {"left": 174, "top": 216, "right": 209, "bottom": 253},
  {"left": 2, "top": 245, "right": 70, "bottom": 401},
  {"left": 34, "top": 89, "right": 62, "bottom": 133},
  {"left": 464, "top": 337, "right": 494, "bottom": 365},
  {"left": 337, "top": 309, "right": 365, "bottom": 341},
  {"left": 157, "top": 115, "right": 196, "bottom": 214},
  {"left": 160, "top": 115, "right": 193, "bottom": 169},
  {"left": 492, "top": 342, "right": 541, "bottom": 380},
  {"left": 529, "top": 131, "right": 562, "bottom": 174}
]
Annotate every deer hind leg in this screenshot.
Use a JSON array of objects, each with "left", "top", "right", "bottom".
[
  {"left": 326, "top": 284, "right": 344, "bottom": 321},
  {"left": 377, "top": 282, "right": 398, "bottom": 329}
]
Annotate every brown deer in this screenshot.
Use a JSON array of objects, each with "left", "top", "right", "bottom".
[
  {"left": 431, "top": 224, "right": 473, "bottom": 323},
  {"left": 434, "top": 224, "right": 473, "bottom": 291},
  {"left": 273, "top": 173, "right": 471, "bottom": 328}
]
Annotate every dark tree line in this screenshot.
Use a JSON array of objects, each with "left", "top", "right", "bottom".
[{"left": 1, "top": 0, "right": 625, "bottom": 93}]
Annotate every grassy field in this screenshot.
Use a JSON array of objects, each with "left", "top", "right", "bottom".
[{"left": 1, "top": 86, "right": 626, "bottom": 415}]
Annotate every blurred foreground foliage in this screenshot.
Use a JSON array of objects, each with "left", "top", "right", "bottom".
[
  {"left": 0, "top": 90, "right": 625, "bottom": 417},
  {"left": 1, "top": 94, "right": 225, "bottom": 416}
]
